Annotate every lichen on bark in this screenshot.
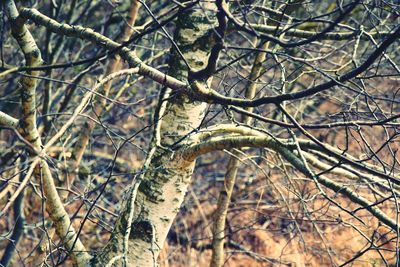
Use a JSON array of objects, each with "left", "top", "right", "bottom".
[{"left": 95, "top": 3, "right": 217, "bottom": 266}]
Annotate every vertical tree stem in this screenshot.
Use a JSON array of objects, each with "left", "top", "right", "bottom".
[
  {"left": 4, "top": 1, "right": 91, "bottom": 265},
  {"left": 210, "top": 40, "right": 269, "bottom": 267}
]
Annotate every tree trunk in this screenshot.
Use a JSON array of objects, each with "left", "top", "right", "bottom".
[{"left": 95, "top": 4, "right": 217, "bottom": 266}]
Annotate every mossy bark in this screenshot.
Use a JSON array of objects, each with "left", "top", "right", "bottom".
[{"left": 95, "top": 4, "right": 217, "bottom": 266}]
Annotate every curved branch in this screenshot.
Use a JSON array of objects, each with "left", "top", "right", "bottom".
[
  {"left": 20, "top": 7, "right": 400, "bottom": 109},
  {"left": 230, "top": 106, "right": 400, "bottom": 129},
  {"left": 43, "top": 68, "right": 139, "bottom": 151},
  {"left": 251, "top": 23, "right": 389, "bottom": 41},
  {"left": 274, "top": 144, "right": 399, "bottom": 232},
  {"left": 181, "top": 130, "right": 399, "bottom": 231},
  {"left": 303, "top": 152, "right": 400, "bottom": 195},
  {"left": 0, "top": 112, "right": 18, "bottom": 128},
  {"left": 181, "top": 135, "right": 278, "bottom": 161},
  {"left": 19, "top": 7, "right": 188, "bottom": 92},
  {"left": 278, "top": 105, "right": 400, "bottom": 186},
  {"left": 193, "top": 124, "right": 400, "bottom": 187},
  {"left": 5, "top": 1, "right": 91, "bottom": 265},
  {"left": 191, "top": 23, "right": 400, "bottom": 107},
  {"left": 220, "top": 0, "right": 361, "bottom": 47}
]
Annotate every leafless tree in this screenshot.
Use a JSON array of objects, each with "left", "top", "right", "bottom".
[{"left": 0, "top": 0, "right": 399, "bottom": 266}]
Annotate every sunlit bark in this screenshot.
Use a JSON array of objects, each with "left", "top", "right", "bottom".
[{"left": 95, "top": 3, "right": 218, "bottom": 266}]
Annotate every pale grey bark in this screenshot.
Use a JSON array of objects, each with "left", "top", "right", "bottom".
[
  {"left": 3, "top": 2, "right": 399, "bottom": 266},
  {"left": 94, "top": 4, "right": 217, "bottom": 266},
  {"left": 4, "top": 1, "right": 91, "bottom": 265}
]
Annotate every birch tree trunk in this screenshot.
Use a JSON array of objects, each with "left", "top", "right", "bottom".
[{"left": 95, "top": 3, "right": 217, "bottom": 266}]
